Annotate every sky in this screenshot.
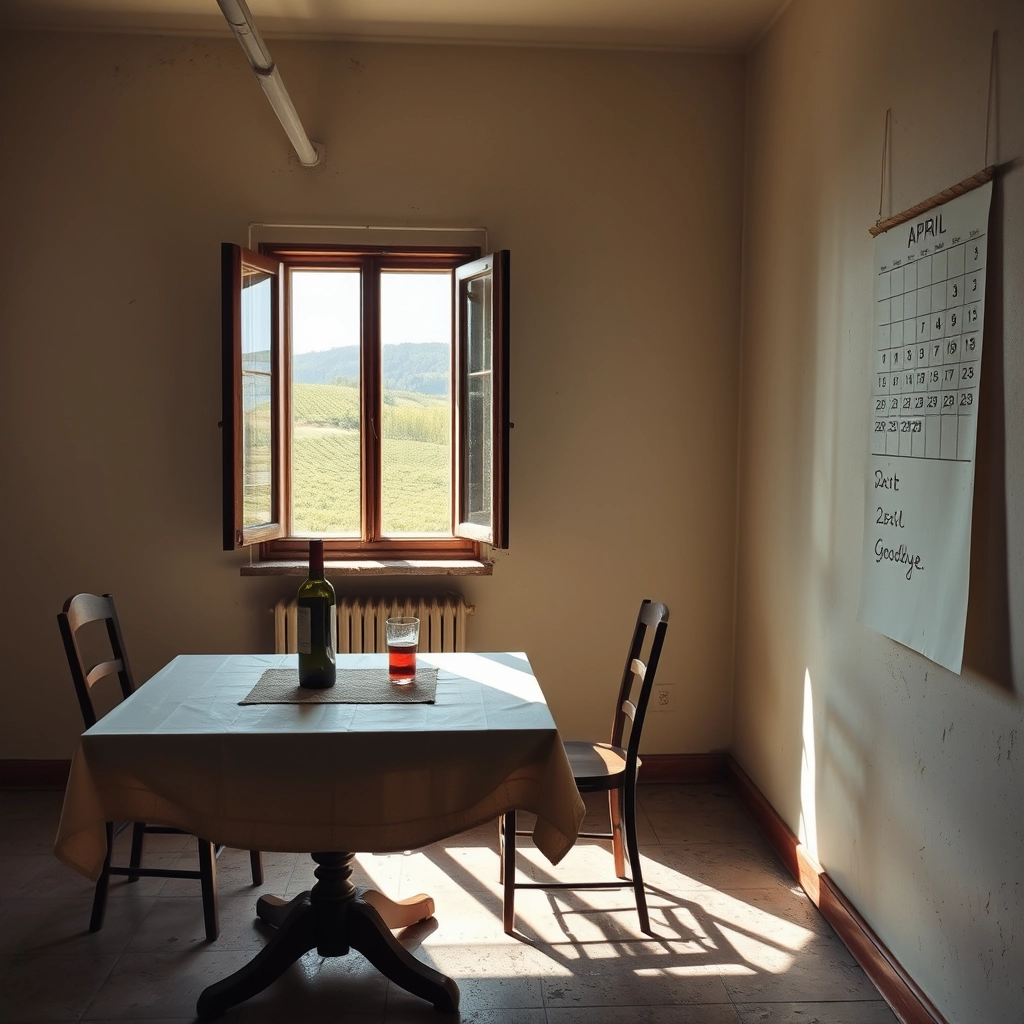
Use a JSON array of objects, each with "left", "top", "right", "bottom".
[{"left": 291, "top": 270, "right": 452, "bottom": 354}]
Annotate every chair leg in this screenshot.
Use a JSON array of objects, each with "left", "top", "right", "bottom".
[
  {"left": 198, "top": 838, "right": 219, "bottom": 942},
  {"left": 249, "top": 850, "right": 263, "bottom": 886},
  {"left": 623, "top": 781, "right": 650, "bottom": 935},
  {"left": 89, "top": 822, "right": 115, "bottom": 933},
  {"left": 497, "top": 816, "right": 505, "bottom": 884},
  {"left": 501, "top": 810, "right": 516, "bottom": 934},
  {"left": 128, "top": 822, "right": 146, "bottom": 882},
  {"left": 609, "top": 788, "right": 626, "bottom": 879}
]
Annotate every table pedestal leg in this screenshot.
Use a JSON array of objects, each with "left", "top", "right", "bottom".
[
  {"left": 196, "top": 852, "right": 458, "bottom": 1020},
  {"left": 361, "top": 888, "right": 435, "bottom": 928}
]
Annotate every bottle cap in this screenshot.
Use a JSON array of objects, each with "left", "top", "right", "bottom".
[{"left": 309, "top": 539, "right": 324, "bottom": 575}]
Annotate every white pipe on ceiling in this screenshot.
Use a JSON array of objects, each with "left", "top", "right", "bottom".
[{"left": 217, "top": 0, "right": 322, "bottom": 168}]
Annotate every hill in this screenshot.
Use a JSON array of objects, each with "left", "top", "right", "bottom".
[{"left": 293, "top": 342, "right": 449, "bottom": 396}]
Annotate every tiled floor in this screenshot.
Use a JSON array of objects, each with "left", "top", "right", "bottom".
[{"left": 0, "top": 784, "right": 898, "bottom": 1024}]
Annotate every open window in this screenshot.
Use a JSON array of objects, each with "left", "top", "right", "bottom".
[
  {"left": 221, "top": 243, "right": 510, "bottom": 563},
  {"left": 454, "top": 251, "right": 509, "bottom": 549}
]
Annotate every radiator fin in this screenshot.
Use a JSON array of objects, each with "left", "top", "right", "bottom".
[{"left": 274, "top": 595, "right": 473, "bottom": 654}]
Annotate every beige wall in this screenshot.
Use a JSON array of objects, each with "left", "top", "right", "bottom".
[
  {"left": 736, "top": 1, "right": 1023, "bottom": 1021},
  {"left": 0, "top": 34, "right": 744, "bottom": 760}
]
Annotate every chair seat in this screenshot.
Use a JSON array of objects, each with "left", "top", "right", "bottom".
[{"left": 564, "top": 740, "right": 641, "bottom": 790}]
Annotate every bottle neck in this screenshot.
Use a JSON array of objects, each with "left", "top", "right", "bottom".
[{"left": 308, "top": 539, "right": 325, "bottom": 579}]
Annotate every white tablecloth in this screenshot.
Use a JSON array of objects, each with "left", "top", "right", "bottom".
[{"left": 55, "top": 653, "right": 585, "bottom": 882}]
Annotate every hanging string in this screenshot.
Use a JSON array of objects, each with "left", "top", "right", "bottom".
[
  {"left": 985, "top": 30, "right": 998, "bottom": 168},
  {"left": 870, "top": 36, "right": 998, "bottom": 239},
  {"left": 878, "top": 108, "right": 891, "bottom": 219}
]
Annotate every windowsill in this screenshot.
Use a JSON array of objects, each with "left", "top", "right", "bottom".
[{"left": 239, "top": 559, "right": 492, "bottom": 577}]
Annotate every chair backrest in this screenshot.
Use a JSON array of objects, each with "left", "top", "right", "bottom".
[
  {"left": 609, "top": 599, "right": 670, "bottom": 774},
  {"left": 58, "top": 593, "right": 136, "bottom": 729}
]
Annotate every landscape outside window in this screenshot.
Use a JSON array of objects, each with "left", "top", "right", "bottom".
[{"left": 289, "top": 268, "right": 453, "bottom": 537}]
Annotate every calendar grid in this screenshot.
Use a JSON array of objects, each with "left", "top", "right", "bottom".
[{"left": 872, "top": 231, "right": 985, "bottom": 460}]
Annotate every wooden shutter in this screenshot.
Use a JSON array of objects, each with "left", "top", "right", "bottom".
[
  {"left": 221, "top": 243, "right": 286, "bottom": 550},
  {"left": 454, "top": 250, "right": 510, "bottom": 548}
]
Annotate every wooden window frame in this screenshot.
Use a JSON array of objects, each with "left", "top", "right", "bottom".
[
  {"left": 221, "top": 245, "right": 286, "bottom": 550},
  {"left": 222, "top": 242, "right": 509, "bottom": 563}
]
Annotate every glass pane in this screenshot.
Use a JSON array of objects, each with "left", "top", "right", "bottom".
[
  {"left": 466, "top": 275, "right": 492, "bottom": 373},
  {"left": 241, "top": 269, "right": 272, "bottom": 374},
  {"left": 465, "top": 370, "right": 492, "bottom": 527},
  {"left": 242, "top": 371, "right": 272, "bottom": 529},
  {"left": 290, "top": 269, "right": 362, "bottom": 536},
  {"left": 380, "top": 271, "right": 452, "bottom": 536}
]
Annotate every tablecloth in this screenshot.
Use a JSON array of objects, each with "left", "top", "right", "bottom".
[{"left": 55, "top": 652, "right": 585, "bottom": 882}]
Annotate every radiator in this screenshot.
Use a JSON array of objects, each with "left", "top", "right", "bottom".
[{"left": 274, "top": 595, "right": 474, "bottom": 654}]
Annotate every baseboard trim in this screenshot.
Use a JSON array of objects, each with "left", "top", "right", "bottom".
[
  {"left": 638, "top": 752, "right": 729, "bottom": 783},
  {"left": 0, "top": 759, "right": 71, "bottom": 789},
  {"left": 727, "top": 758, "right": 949, "bottom": 1024}
]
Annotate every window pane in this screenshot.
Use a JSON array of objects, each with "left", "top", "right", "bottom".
[
  {"left": 465, "top": 370, "right": 492, "bottom": 526},
  {"left": 291, "top": 269, "right": 361, "bottom": 536},
  {"left": 240, "top": 265, "right": 274, "bottom": 531},
  {"left": 380, "top": 271, "right": 452, "bottom": 536},
  {"left": 464, "top": 274, "right": 493, "bottom": 529},
  {"left": 241, "top": 270, "right": 272, "bottom": 374},
  {"left": 242, "top": 371, "right": 272, "bottom": 529},
  {"left": 466, "top": 275, "right": 492, "bottom": 373}
]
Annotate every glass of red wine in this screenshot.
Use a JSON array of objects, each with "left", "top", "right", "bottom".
[{"left": 385, "top": 616, "right": 419, "bottom": 683}]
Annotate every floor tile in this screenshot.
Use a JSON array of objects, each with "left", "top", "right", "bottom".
[
  {"left": 126, "top": 894, "right": 275, "bottom": 952},
  {"left": 0, "top": 951, "right": 119, "bottom": 1023},
  {"left": 386, "top": 972, "right": 543, "bottom": 1013},
  {"left": 80, "top": 950, "right": 256, "bottom": 1019},
  {"left": 548, "top": 1005, "right": 742, "bottom": 1023},
  {"left": 637, "top": 839, "right": 791, "bottom": 893},
  {"left": 540, "top": 961, "right": 733, "bottom": 1007},
  {"left": 0, "top": 896, "right": 153, "bottom": 955},
  {"left": 734, "top": 1001, "right": 900, "bottom": 1023}
]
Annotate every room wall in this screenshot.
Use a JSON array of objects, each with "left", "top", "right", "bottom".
[
  {"left": 735, "top": 1, "right": 1023, "bottom": 1020},
  {"left": 0, "top": 34, "right": 744, "bottom": 759}
]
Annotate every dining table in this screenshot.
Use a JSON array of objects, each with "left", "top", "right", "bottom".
[{"left": 54, "top": 651, "right": 585, "bottom": 1019}]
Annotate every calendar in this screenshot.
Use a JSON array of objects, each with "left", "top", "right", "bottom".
[{"left": 858, "top": 181, "right": 992, "bottom": 673}]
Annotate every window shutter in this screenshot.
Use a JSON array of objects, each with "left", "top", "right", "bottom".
[
  {"left": 221, "top": 243, "right": 286, "bottom": 550},
  {"left": 454, "top": 250, "right": 510, "bottom": 549}
]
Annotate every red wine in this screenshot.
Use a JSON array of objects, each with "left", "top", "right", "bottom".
[
  {"left": 387, "top": 641, "right": 416, "bottom": 681},
  {"left": 297, "top": 540, "right": 336, "bottom": 689}
]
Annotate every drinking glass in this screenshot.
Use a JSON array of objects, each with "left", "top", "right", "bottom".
[{"left": 385, "top": 616, "right": 419, "bottom": 682}]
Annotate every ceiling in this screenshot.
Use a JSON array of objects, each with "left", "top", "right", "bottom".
[{"left": 0, "top": 0, "right": 790, "bottom": 53}]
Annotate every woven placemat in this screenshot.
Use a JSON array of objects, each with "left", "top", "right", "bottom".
[{"left": 239, "top": 667, "right": 438, "bottom": 705}]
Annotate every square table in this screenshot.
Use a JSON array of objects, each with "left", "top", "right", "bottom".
[{"left": 54, "top": 652, "right": 585, "bottom": 1018}]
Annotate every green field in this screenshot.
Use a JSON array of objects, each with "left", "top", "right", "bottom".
[{"left": 290, "top": 382, "right": 451, "bottom": 535}]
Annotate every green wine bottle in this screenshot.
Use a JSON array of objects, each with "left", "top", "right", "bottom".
[{"left": 297, "top": 540, "right": 336, "bottom": 689}]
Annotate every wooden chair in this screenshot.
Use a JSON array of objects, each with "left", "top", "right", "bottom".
[
  {"left": 58, "top": 593, "right": 263, "bottom": 939},
  {"left": 499, "top": 599, "right": 669, "bottom": 935}
]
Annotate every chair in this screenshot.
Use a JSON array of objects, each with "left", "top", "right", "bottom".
[
  {"left": 499, "top": 598, "right": 669, "bottom": 936},
  {"left": 58, "top": 593, "right": 263, "bottom": 939}
]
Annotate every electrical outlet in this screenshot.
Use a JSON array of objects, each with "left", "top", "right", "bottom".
[{"left": 651, "top": 684, "right": 675, "bottom": 712}]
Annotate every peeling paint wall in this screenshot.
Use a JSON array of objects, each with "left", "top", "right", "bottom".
[{"left": 735, "top": 0, "right": 1024, "bottom": 1020}]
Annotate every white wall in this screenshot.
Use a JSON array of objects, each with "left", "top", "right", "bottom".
[
  {"left": 736, "top": 1, "right": 1024, "bottom": 1020},
  {"left": 0, "top": 33, "right": 744, "bottom": 760}
]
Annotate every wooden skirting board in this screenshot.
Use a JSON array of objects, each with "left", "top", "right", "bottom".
[
  {"left": 4, "top": 752, "right": 946, "bottom": 1024},
  {"left": 0, "top": 759, "right": 71, "bottom": 788}
]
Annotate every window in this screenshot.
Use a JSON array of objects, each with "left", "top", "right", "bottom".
[{"left": 221, "top": 243, "right": 509, "bottom": 564}]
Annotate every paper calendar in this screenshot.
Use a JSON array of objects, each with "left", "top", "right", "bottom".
[{"left": 858, "top": 181, "right": 993, "bottom": 673}]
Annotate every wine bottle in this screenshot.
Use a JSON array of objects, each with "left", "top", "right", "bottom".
[{"left": 296, "top": 540, "right": 336, "bottom": 689}]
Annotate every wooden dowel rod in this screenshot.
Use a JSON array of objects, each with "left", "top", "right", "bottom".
[{"left": 869, "top": 166, "right": 994, "bottom": 237}]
